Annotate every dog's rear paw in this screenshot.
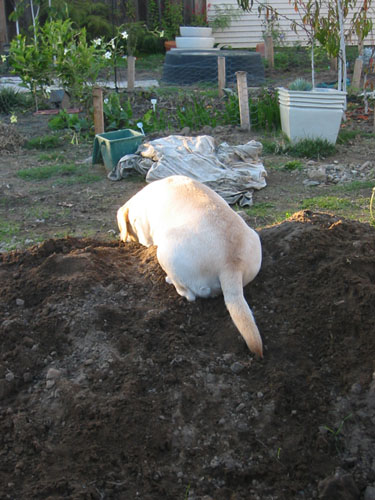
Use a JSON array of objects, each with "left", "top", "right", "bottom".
[{"left": 165, "top": 276, "right": 172, "bottom": 284}]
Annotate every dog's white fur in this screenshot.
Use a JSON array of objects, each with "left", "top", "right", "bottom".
[{"left": 117, "top": 175, "right": 263, "bottom": 357}]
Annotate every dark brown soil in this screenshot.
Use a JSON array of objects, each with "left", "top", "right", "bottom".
[{"left": 1, "top": 210, "right": 375, "bottom": 500}]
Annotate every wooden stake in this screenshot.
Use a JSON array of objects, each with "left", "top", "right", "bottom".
[
  {"left": 264, "top": 35, "right": 274, "bottom": 69},
  {"left": 352, "top": 58, "right": 363, "bottom": 89},
  {"left": 127, "top": 55, "right": 135, "bottom": 91},
  {"left": 218, "top": 56, "right": 226, "bottom": 98},
  {"left": 92, "top": 86, "right": 104, "bottom": 135},
  {"left": 236, "top": 71, "right": 250, "bottom": 131}
]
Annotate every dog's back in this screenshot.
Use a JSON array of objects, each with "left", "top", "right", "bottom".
[{"left": 118, "top": 176, "right": 263, "bottom": 356}]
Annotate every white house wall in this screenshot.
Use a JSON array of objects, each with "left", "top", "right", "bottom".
[{"left": 207, "top": 0, "right": 375, "bottom": 48}]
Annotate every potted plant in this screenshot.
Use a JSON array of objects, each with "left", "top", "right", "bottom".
[
  {"left": 278, "top": 78, "right": 347, "bottom": 143},
  {"left": 236, "top": 0, "right": 354, "bottom": 144}
]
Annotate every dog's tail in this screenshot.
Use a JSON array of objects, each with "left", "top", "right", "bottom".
[
  {"left": 117, "top": 205, "right": 129, "bottom": 242},
  {"left": 220, "top": 270, "right": 263, "bottom": 358}
]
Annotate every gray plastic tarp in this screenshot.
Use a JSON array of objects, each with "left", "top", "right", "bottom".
[{"left": 108, "top": 135, "right": 267, "bottom": 206}]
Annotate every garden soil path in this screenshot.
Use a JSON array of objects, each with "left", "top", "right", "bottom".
[{"left": 0, "top": 105, "right": 375, "bottom": 499}]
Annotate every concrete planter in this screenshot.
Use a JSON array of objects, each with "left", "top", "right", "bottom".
[
  {"left": 175, "top": 36, "right": 215, "bottom": 49},
  {"left": 278, "top": 87, "right": 347, "bottom": 144},
  {"left": 179, "top": 26, "right": 212, "bottom": 37}
]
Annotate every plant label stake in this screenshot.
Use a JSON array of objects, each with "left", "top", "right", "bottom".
[
  {"left": 127, "top": 56, "right": 135, "bottom": 92},
  {"left": 218, "top": 56, "right": 226, "bottom": 98},
  {"left": 137, "top": 122, "right": 145, "bottom": 135},
  {"left": 236, "top": 71, "right": 250, "bottom": 131},
  {"left": 93, "top": 87, "right": 104, "bottom": 135}
]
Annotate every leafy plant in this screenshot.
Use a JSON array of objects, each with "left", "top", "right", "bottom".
[
  {"left": 103, "top": 92, "right": 133, "bottom": 130},
  {"left": 48, "top": 109, "right": 91, "bottom": 144},
  {"left": 48, "top": 109, "right": 90, "bottom": 131},
  {"left": 284, "top": 160, "right": 303, "bottom": 171}
]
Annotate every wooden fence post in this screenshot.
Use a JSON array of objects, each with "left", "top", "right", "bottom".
[
  {"left": 264, "top": 35, "right": 274, "bottom": 69},
  {"left": 218, "top": 56, "right": 226, "bottom": 98},
  {"left": 127, "top": 55, "right": 135, "bottom": 91},
  {"left": 236, "top": 71, "right": 250, "bottom": 131},
  {"left": 92, "top": 86, "right": 104, "bottom": 135}
]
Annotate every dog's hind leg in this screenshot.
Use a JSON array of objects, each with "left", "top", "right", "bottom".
[{"left": 167, "top": 276, "right": 196, "bottom": 301}]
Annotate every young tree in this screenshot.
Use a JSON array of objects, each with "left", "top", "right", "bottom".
[{"left": 236, "top": 0, "right": 373, "bottom": 91}]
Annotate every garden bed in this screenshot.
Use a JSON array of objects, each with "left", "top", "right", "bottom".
[{"left": 0, "top": 62, "right": 375, "bottom": 499}]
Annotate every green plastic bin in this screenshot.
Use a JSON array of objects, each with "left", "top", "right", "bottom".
[{"left": 92, "top": 129, "right": 144, "bottom": 171}]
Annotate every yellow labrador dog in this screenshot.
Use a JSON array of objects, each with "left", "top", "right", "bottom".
[{"left": 117, "top": 175, "right": 263, "bottom": 357}]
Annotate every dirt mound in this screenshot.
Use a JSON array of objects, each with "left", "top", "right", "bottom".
[{"left": 1, "top": 211, "right": 375, "bottom": 500}]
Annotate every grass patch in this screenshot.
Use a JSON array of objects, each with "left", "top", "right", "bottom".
[
  {"left": 337, "top": 129, "right": 361, "bottom": 144},
  {"left": 17, "top": 163, "right": 102, "bottom": 184},
  {"left": 262, "top": 137, "right": 336, "bottom": 160},
  {"left": 244, "top": 202, "right": 276, "bottom": 218},
  {"left": 26, "top": 135, "right": 62, "bottom": 150},
  {"left": 28, "top": 206, "right": 51, "bottom": 220},
  {"left": 286, "top": 138, "right": 336, "bottom": 159},
  {"left": 300, "top": 196, "right": 354, "bottom": 211},
  {"left": 17, "top": 163, "right": 77, "bottom": 180},
  {"left": 0, "top": 219, "right": 21, "bottom": 242},
  {"left": 38, "top": 152, "right": 65, "bottom": 162},
  {"left": 334, "top": 180, "right": 375, "bottom": 192}
]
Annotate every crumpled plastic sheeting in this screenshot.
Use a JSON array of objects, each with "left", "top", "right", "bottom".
[{"left": 108, "top": 135, "right": 267, "bottom": 206}]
